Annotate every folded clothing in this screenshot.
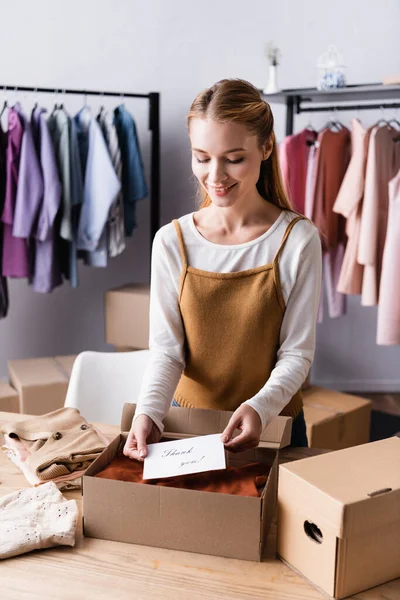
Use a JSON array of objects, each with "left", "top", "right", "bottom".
[
  {"left": 0, "top": 407, "right": 108, "bottom": 483},
  {"left": 95, "top": 453, "right": 270, "bottom": 497},
  {"left": 0, "top": 481, "right": 78, "bottom": 559}
]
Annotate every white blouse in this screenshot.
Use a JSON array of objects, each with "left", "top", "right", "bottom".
[{"left": 135, "top": 210, "right": 322, "bottom": 433}]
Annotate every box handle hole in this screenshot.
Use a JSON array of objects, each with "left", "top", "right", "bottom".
[{"left": 304, "top": 521, "right": 323, "bottom": 544}]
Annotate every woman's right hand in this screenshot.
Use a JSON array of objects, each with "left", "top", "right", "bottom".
[{"left": 123, "top": 414, "right": 162, "bottom": 461}]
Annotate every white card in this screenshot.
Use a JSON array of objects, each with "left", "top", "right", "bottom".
[{"left": 143, "top": 434, "right": 226, "bottom": 480}]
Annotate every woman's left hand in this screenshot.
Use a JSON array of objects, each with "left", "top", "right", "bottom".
[{"left": 220, "top": 404, "right": 262, "bottom": 452}]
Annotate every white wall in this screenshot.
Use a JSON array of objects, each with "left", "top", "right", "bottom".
[{"left": 0, "top": 0, "right": 399, "bottom": 390}]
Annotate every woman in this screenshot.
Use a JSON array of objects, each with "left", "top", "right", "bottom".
[{"left": 124, "top": 78, "right": 322, "bottom": 460}]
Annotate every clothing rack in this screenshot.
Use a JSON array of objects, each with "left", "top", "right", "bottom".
[
  {"left": 262, "top": 83, "right": 400, "bottom": 135},
  {"left": 0, "top": 83, "right": 160, "bottom": 259}
]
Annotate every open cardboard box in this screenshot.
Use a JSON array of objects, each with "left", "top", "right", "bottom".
[
  {"left": 277, "top": 436, "right": 400, "bottom": 599},
  {"left": 83, "top": 403, "right": 292, "bottom": 561}
]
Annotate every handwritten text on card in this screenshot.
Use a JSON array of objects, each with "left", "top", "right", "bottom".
[{"left": 143, "top": 434, "right": 226, "bottom": 480}]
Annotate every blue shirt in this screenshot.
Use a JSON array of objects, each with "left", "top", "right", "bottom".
[{"left": 114, "top": 105, "right": 148, "bottom": 236}]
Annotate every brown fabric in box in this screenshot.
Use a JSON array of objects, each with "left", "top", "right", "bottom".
[{"left": 95, "top": 453, "right": 269, "bottom": 497}]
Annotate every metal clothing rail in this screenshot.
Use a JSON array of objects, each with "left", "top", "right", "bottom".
[
  {"left": 262, "top": 83, "right": 400, "bottom": 135},
  {"left": 0, "top": 84, "right": 160, "bottom": 263}
]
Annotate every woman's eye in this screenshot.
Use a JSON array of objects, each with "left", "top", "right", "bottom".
[{"left": 195, "top": 157, "right": 244, "bottom": 164}]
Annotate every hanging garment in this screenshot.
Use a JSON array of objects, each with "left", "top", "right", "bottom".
[
  {"left": 312, "top": 127, "right": 350, "bottom": 319},
  {"left": 279, "top": 128, "right": 318, "bottom": 213},
  {"left": 30, "top": 107, "right": 62, "bottom": 293},
  {"left": 304, "top": 138, "right": 324, "bottom": 322},
  {"left": 47, "top": 109, "right": 72, "bottom": 284},
  {"left": 312, "top": 127, "right": 350, "bottom": 250},
  {"left": 68, "top": 117, "right": 84, "bottom": 286},
  {"left": 74, "top": 107, "right": 121, "bottom": 267},
  {"left": 1, "top": 105, "right": 29, "bottom": 278},
  {"left": 333, "top": 120, "right": 371, "bottom": 295},
  {"left": 0, "top": 481, "right": 77, "bottom": 560},
  {"left": 97, "top": 110, "right": 126, "bottom": 258},
  {"left": 0, "top": 122, "right": 8, "bottom": 317},
  {"left": 12, "top": 106, "right": 44, "bottom": 261},
  {"left": 357, "top": 125, "right": 400, "bottom": 306},
  {"left": 114, "top": 104, "right": 148, "bottom": 236},
  {"left": 377, "top": 167, "right": 400, "bottom": 344}
]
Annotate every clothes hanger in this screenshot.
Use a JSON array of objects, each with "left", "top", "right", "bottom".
[
  {"left": 0, "top": 87, "right": 8, "bottom": 118},
  {"left": 319, "top": 108, "right": 343, "bottom": 133},
  {"left": 388, "top": 107, "right": 400, "bottom": 130},
  {"left": 97, "top": 92, "right": 105, "bottom": 119},
  {"left": 50, "top": 89, "right": 60, "bottom": 115},
  {"left": 58, "top": 89, "right": 66, "bottom": 111},
  {"left": 374, "top": 105, "right": 392, "bottom": 128}
]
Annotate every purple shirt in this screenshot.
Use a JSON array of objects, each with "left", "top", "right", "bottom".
[
  {"left": 30, "top": 107, "right": 62, "bottom": 293},
  {"left": 1, "top": 105, "right": 27, "bottom": 277}
]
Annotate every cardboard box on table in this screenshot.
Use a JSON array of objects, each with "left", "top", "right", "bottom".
[
  {"left": 277, "top": 436, "right": 400, "bottom": 599},
  {"left": 0, "top": 379, "right": 19, "bottom": 413},
  {"left": 83, "top": 403, "right": 292, "bottom": 561},
  {"left": 302, "top": 386, "right": 372, "bottom": 450},
  {"left": 105, "top": 284, "right": 150, "bottom": 350},
  {"left": 7, "top": 355, "right": 78, "bottom": 415}
]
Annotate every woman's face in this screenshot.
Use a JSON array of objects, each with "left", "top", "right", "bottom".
[{"left": 190, "top": 118, "right": 269, "bottom": 208}]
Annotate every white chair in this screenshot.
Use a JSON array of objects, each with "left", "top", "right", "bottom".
[{"left": 64, "top": 350, "right": 150, "bottom": 425}]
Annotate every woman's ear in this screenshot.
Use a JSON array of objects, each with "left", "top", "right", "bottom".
[{"left": 262, "top": 138, "right": 274, "bottom": 161}]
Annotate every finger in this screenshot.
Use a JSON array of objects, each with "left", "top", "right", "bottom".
[
  {"left": 225, "top": 440, "right": 259, "bottom": 454},
  {"left": 221, "top": 414, "right": 241, "bottom": 444},
  {"left": 135, "top": 429, "right": 148, "bottom": 460},
  {"left": 123, "top": 437, "right": 137, "bottom": 459},
  {"left": 224, "top": 429, "right": 256, "bottom": 450}
]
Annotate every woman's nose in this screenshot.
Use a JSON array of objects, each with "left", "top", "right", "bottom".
[{"left": 208, "top": 161, "right": 227, "bottom": 183}]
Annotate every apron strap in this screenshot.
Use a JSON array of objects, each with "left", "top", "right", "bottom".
[
  {"left": 273, "top": 215, "right": 305, "bottom": 265},
  {"left": 173, "top": 219, "right": 188, "bottom": 271},
  {"left": 273, "top": 215, "right": 305, "bottom": 313}
]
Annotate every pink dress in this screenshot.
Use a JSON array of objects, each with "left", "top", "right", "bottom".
[
  {"left": 377, "top": 167, "right": 400, "bottom": 344},
  {"left": 333, "top": 119, "right": 371, "bottom": 295},
  {"left": 358, "top": 125, "right": 400, "bottom": 306}
]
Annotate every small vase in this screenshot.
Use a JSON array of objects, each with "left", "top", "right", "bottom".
[{"left": 263, "top": 65, "right": 280, "bottom": 95}]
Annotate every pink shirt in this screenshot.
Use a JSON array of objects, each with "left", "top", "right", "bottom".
[{"left": 279, "top": 128, "right": 317, "bottom": 213}]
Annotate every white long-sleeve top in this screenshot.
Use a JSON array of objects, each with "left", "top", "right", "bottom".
[{"left": 135, "top": 210, "right": 322, "bottom": 433}]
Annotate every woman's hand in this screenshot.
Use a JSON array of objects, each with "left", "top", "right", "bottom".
[
  {"left": 220, "top": 404, "right": 262, "bottom": 452},
  {"left": 123, "top": 414, "right": 162, "bottom": 461}
]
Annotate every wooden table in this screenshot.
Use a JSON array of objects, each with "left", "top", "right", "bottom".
[{"left": 1, "top": 411, "right": 399, "bottom": 600}]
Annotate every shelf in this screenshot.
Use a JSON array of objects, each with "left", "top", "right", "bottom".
[
  {"left": 261, "top": 83, "right": 400, "bottom": 105},
  {"left": 260, "top": 83, "right": 400, "bottom": 135}
]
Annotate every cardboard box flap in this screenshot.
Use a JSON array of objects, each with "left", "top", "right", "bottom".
[
  {"left": 121, "top": 403, "right": 292, "bottom": 449},
  {"left": 279, "top": 437, "right": 400, "bottom": 538}
]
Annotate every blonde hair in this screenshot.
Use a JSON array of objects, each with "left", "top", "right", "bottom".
[{"left": 187, "top": 78, "right": 294, "bottom": 210}]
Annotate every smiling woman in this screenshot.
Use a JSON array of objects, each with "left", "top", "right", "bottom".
[{"left": 123, "top": 78, "right": 322, "bottom": 461}]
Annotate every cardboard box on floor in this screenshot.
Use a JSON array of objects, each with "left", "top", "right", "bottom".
[
  {"left": 8, "top": 355, "right": 78, "bottom": 415},
  {"left": 105, "top": 284, "right": 150, "bottom": 350},
  {"left": 0, "top": 379, "right": 19, "bottom": 413},
  {"left": 83, "top": 403, "right": 293, "bottom": 561},
  {"left": 303, "top": 386, "right": 372, "bottom": 450},
  {"left": 277, "top": 436, "right": 400, "bottom": 599}
]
